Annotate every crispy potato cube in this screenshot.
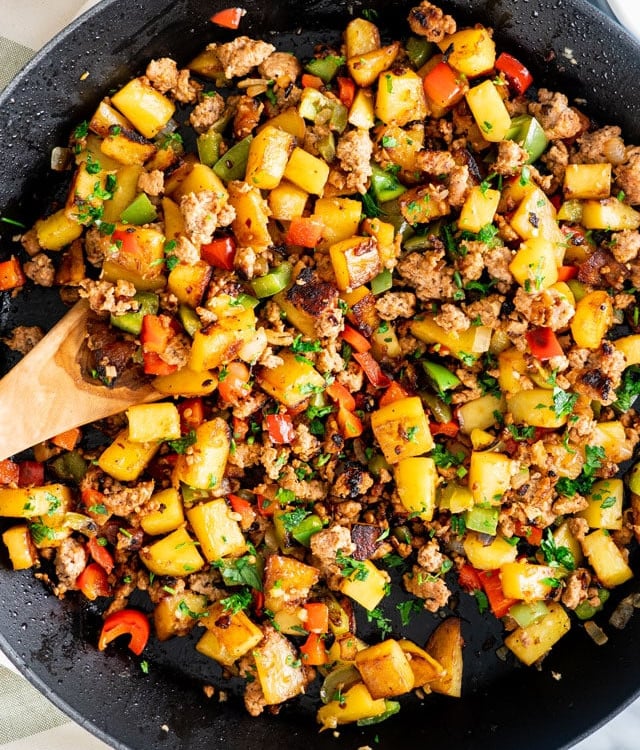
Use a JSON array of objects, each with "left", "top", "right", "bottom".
[
  {"left": 425, "top": 618, "right": 463, "bottom": 697},
  {"left": 581, "top": 197, "right": 640, "bottom": 230},
  {"left": 579, "top": 479, "right": 624, "bottom": 530},
  {"left": 355, "top": 639, "right": 414, "bottom": 699},
  {"left": 152, "top": 367, "right": 218, "bottom": 398},
  {"left": 268, "top": 180, "right": 309, "bottom": 220},
  {"left": 437, "top": 27, "right": 496, "bottom": 77},
  {"left": 468, "top": 451, "right": 516, "bottom": 505},
  {"left": 570, "top": 290, "right": 613, "bottom": 349},
  {"left": 154, "top": 591, "right": 208, "bottom": 641},
  {"left": 140, "top": 527, "right": 205, "bottom": 577},
  {"left": 314, "top": 197, "right": 363, "bottom": 247},
  {"left": 563, "top": 163, "right": 611, "bottom": 200},
  {"left": 111, "top": 77, "right": 175, "bottom": 139},
  {"left": 348, "top": 88, "right": 376, "bottom": 129},
  {"left": 505, "top": 602, "right": 570, "bottom": 666},
  {"left": 253, "top": 627, "right": 308, "bottom": 705},
  {"left": 394, "top": 457, "right": 437, "bottom": 521},
  {"left": 102, "top": 164, "right": 143, "bottom": 224},
  {"left": 344, "top": 17, "right": 381, "bottom": 58},
  {"left": 172, "top": 418, "right": 230, "bottom": 490},
  {"left": 554, "top": 520, "right": 584, "bottom": 566},
  {"left": 89, "top": 99, "right": 133, "bottom": 136},
  {"left": 34, "top": 208, "right": 83, "bottom": 251},
  {"left": 65, "top": 164, "right": 108, "bottom": 223},
  {"left": 187, "top": 498, "right": 247, "bottom": 561},
  {"left": 509, "top": 236, "right": 559, "bottom": 290},
  {"left": 463, "top": 532, "right": 518, "bottom": 570},
  {"left": 329, "top": 235, "right": 381, "bottom": 291},
  {"left": 264, "top": 554, "right": 320, "bottom": 613},
  {"left": 228, "top": 181, "right": 272, "bottom": 246},
  {"left": 167, "top": 260, "right": 213, "bottom": 308},
  {"left": 0, "top": 484, "right": 72, "bottom": 518},
  {"left": 498, "top": 347, "right": 529, "bottom": 394},
  {"left": 126, "top": 402, "right": 181, "bottom": 443},
  {"left": 140, "top": 487, "right": 185, "bottom": 536},
  {"left": 188, "top": 47, "right": 225, "bottom": 80},
  {"left": 339, "top": 559, "right": 389, "bottom": 611},
  {"left": 2, "top": 524, "right": 38, "bottom": 569},
  {"left": 509, "top": 186, "right": 562, "bottom": 243},
  {"left": 274, "top": 267, "right": 341, "bottom": 339},
  {"left": 397, "top": 639, "right": 445, "bottom": 686},
  {"left": 500, "top": 562, "right": 557, "bottom": 602},
  {"left": 458, "top": 186, "right": 501, "bottom": 233},
  {"left": 245, "top": 124, "right": 295, "bottom": 190},
  {"left": 197, "top": 604, "right": 263, "bottom": 665},
  {"left": 100, "top": 225, "right": 167, "bottom": 290},
  {"left": 349, "top": 42, "right": 400, "bottom": 88},
  {"left": 161, "top": 196, "right": 185, "bottom": 240},
  {"left": 100, "top": 130, "right": 157, "bottom": 166},
  {"left": 507, "top": 388, "right": 569, "bottom": 429},
  {"left": 370, "top": 396, "right": 433, "bottom": 465},
  {"left": 375, "top": 67, "right": 427, "bottom": 126},
  {"left": 592, "top": 421, "right": 634, "bottom": 463},
  {"left": 98, "top": 429, "right": 160, "bottom": 482},
  {"left": 283, "top": 147, "right": 330, "bottom": 195},
  {"left": 188, "top": 296, "right": 257, "bottom": 371},
  {"left": 582, "top": 529, "right": 633, "bottom": 588},
  {"left": 258, "top": 109, "right": 306, "bottom": 139},
  {"left": 465, "top": 80, "right": 511, "bottom": 142},
  {"left": 256, "top": 351, "right": 326, "bottom": 407}
]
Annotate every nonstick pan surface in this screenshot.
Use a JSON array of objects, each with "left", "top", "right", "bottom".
[{"left": 1, "top": 1, "right": 640, "bottom": 748}]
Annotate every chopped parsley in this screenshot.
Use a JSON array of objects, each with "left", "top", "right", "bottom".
[
  {"left": 167, "top": 429, "right": 197, "bottom": 454},
  {"left": 366, "top": 607, "right": 392, "bottom": 638},
  {"left": 336, "top": 550, "right": 369, "bottom": 581},
  {"left": 214, "top": 549, "right": 263, "bottom": 591},
  {"left": 555, "top": 444, "right": 605, "bottom": 497},
  {"left": 220, "top": 588, "right": 253, "bottom": 614},
  {"left": 540, "top": 529, "right": 576, "bottom": 571},
  {"left": 396, "top": 599, "right": 423, "bottom": 626}
]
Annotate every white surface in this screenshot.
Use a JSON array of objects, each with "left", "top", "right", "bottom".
[{"left": 606, "top": 0, "right": 640, "bottom": 39}]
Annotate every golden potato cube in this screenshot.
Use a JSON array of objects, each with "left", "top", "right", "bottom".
[
  {"left": 258, "top": 109, "right": 306, "bottom": 139},
  {"left": 152, "top": 367, "right": 218, "bottom": 398},
  {"left": 375, "top": 67, "right": 427, "bottom": 126},
  {"left": 140, "top": 527, "right": 205, "bottom": 577},
  {"left": 98, "top": 429, "right": 160, "bottom": 482},
  {"left": 154, "top": 591, "right": 208, "bottom": 641},
  {"left": 614, "top": 334, "right": 640, "bottom": 366},
  {"left": 196, "top": 602, "right": 263, "bottom": 665},
  {"left": 553, "top": 520, "right": 584, "bottom": 567},
  {"left": 283, "top": 147, "right": 330, "bottom": 195},
  {"left": 458, "top": 186, "right": 501, "bottom": 233},
  {"left": 317, "top": 683, "right": 387, "bottom": 730},
  {"left": 465, "top": 80, "right": 511, "bottom": 142},
  {"left": 34, "top": 208, "right": 83, "bottom": 251},
  {"left": 397, "top": 639, "right": 445, "bottom": 686},
  {"left": 344, "top": 17, "right": 381, "bottom": 58},
  {"left": 394, "top": 457, "right": 437, "bottom": 521},
  {"left": 172, "top": 418, "right": 230, "bottom": 490},
  {"left": 456, "top": 394, "right": 505, "bottom": 434},
  {"left": 500, "top": 562, "right": 557, "bottom": 602},
  {"left": 161, "top": 196, "right": 185, "bottom": 240},
  {"left": 256, "top": 351, "right": 326, "bottom": 407},
  {"left": 339, "top": 559, "right": 389, "bottom": 611},
  {"left": 581, "top": 197, "right": 640, "bottom": 230},
  {"left": 507, "top": 388, "right": 569, "bottom": 429},
  {"left": 253, "top": 627, "right": 308, "bottom": 705},
  {"left": 228, "top": 181, "right": 272, "bottom": 246},
  {"left": 2, "top": 524, "right": 38, "bottom": 569},
  {"left": 102, "top": 164, "right": 143, "bottom": 223},
  {"left": 468, "top": 451, "right": 516, "bottom": 505},
  {"left": 592, "top": 421, "right": 633, "bottom": 463},
  {"left": 410, "top": 315, "right": 492, "bottom": 362},
  {"left": 570, "top": 290, "right": 613, "bottom": 349},
  {"left": 505, "top": 602, "right": 570, "bottom": 666},
  {"left": 437, "top": 27, "right": 496, "bottom": 77},
  {"left": 314, "top": 197, "right": 363, "bottom": 247},
  {"left": 100, "top": 130, "right": 157, "bottom": 166},
  {"left": 188, "top": 301, "right": 257, "bottom": 371},
  {"left": 264, "top": 554, "right": 320, "bottom": 613},
  {"left": 498, "top": 347, "right": 530, "bottom": 394},
  {"left": 329, "top": 235, "right": 381, "bottom": 291},
  {"left": 245, "top": 124, "right": 295, "bottom": 190},
  {"left": 425, "top": 617, "right": 463, "bottom": 697},
  {"left": 579, "top": 479, "right": 624, "bottom": 530},
  {"left": 167, "top": 260, "right": 213, "bottom": 308},
  {"left": 582, "top": 529, "right": 633, "bottom": 588},
  {"left": 0, "top": 484, "right": 72, "bottom": 518},
  {"left": 170, "top": 162, "right": 228, "bottom": 202},
  {"left": 509, "top": 187, "right": 560, "bottom": 242},
  {"left": 89, "top": 99, "right": 133, "bottom": 136},
  {"left": 100, "top": 225, "right": 166, "bottom": 289},
  {"left": 65, "top": 165, "right": 108, "bottom": 223},
  {"left": 111, "top": 77, "right": 175, "bottom": 139},
  {"left": 126, "top": 402, "right": 181, "bottom": 443},
  {"left": 348, "top": 88, "right": 376, "bottom": 129},
  {"left": 348, "top": 42, "right": 400, "bottom": 88},
  {"left": 509, "top": 236, "right": 559, "bottom": 290},
  {"left": 362, "top": 216, "right": 397, "bottom": 268},
  {"left": 187, "top": 498, "right": 247, "bottom": 561},
  {"left": 140, "top": 487, "right": 185, "bottom": 536},
  {"left": 463, "top": 532, "right": 518, "bottom": 570},
  {"left": 563, "top": 163, "right": 611, "bottom": 200},
  {"left": 187, "top": 47, "right": 225, "bottom": 80},
  {"left": 267, "top": 180, "right": 309, "bottom": 220},
  {"left": 370, "top": 396, "right": 434, "bottom": 465},
  {"left": 355, "top": 639, "right": 414, "bottom": 699}
]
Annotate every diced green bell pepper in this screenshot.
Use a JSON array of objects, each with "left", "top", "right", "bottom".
[
  {"left": 50, "top": 451, "right": 88, "bottom": 484},
  {"left": 423, "top": 360, "right": 462, "bottom": 393},
  {"left": 251, "top": 262, "right": 293, "bottom": 298},
  {"left": 420, "top": 390, "right": 453, "bottom": 423},
  {"left": 178, "top": 304, "right": 202, "bottom": 337},
  {"left": 357, "top": 700, "right": 401, "bottom": 726},
  {"left": 406, "top": 36, "right": 434, "bottom": 68},
  {"left": 370, "top": 163, "right": 407, "bottom": 203},
  {"left": 575, "top": 588, "right": 610, "bottom": 620},
  {"left": 213, "top": 135, "right": 253, "bottom": 182},
  {"left": 371, "top": 269, "right": 393, "bottom": 295},
  {"left": 508, "top": 601, "right": 549, "bottom": 628},
  {"left": 464, "top": 504, "right": 499, "bottom": 535},
  {"left": 304, "top": 54, "right": 345, "bottom": 83},
  {"left": 197, "top": 130, "right": 223, "bottom": 167},
  {"left": 120, "top": 193, "right": 157, "bottom": 225},
  {"left": 291, "top": 514, "right": 324, "bottom": 547},
  {"left": 110, "top": 291, "right": 159, "bottom": 335},
  {"left": 505, "top": 114, "right": 549, "bottom": 164}
]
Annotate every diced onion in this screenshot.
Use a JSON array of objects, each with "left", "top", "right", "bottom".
[
  {"left": 471, "top": 326, "right": 492, "bottom": 353},
  {"left": 50, "top": 146, "right": 72, "bottom": 171},
  {"left": 584, "top": 620, "right": 608, "bottom": 646},
  {"left": 609, "top": 594, "right": 637, "bottom": 630}
]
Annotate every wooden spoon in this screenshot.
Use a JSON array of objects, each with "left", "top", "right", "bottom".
[{"left": 0, "top": 300, "right": 161, "bottom": 460}]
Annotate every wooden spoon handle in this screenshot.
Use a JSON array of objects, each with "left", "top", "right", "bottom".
[{"left": 0, "top": 301, "right": 160, "bottom": 460}]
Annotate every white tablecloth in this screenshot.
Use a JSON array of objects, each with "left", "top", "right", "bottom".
[{"left": 1, "top": 0, "right": 640, "bottom": 747}]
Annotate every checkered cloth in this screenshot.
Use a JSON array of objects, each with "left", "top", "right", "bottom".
[{"left": 1, "top": 0, "right": 639, "bottom": 748}]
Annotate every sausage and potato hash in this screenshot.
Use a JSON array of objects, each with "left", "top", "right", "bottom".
[{"left": 2, "top": 0, "right": 640, "bottom": 729}]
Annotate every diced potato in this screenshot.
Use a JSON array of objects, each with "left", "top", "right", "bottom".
[
  {"left": 581, "top": 197, "right": 640, "bottom": 230},
  {"left": 140, "top": 526, "right": 205, "bottom": 577},
  {"left": 258, "top": 109, "right": 306, "bottom": 139},
  {"left": 102, "top": 165, "right": 144, "bottom": 224},
  {"left": 34, "top": 208, "right": 83, "bottom": 251},
  {"left": 0, "top": 484, "right": 72, "bottom": 518},
  {"left": 424, "top": 618, "right": 463, "bottom": 697},
  {"left": 161, "top": 196, "right": 185, "bottom": 240},
  {"left": 582, "top": 529, "right": 633, "bottom": 587},
  {"left": 553, "top": 520, "right": 584, "bottom": 567},
  {"left": 504, "top": 602, "right": 570, "bottom": 666},
  {"left": 256, "top": 351, "right": 326, "bottom": 408},
  {"left": 463, "top": 532, "right": 518, "bottom": 570},
  {"left": 140, "top": 487, "right": 185, "bottom": 536},
  {"left": 371, "top": 320, "right": 402, "bottom": 359},
  {"left": 187, "top": 498, "right": 247, "bottom": 561},
  {"left": 264, "top": 554, "right": 320, "bottom": 613},
  {"left": 570, "top": 290, "right": 613, "bottom": 349},
  {"left": 500, "top": 562, "right": 557, "bottom": 601},
  {"left": 126, "top": 402, "right": 181, "bottom": 443},
  {"left": 167, "top": 261, "right": 213, "bottom": 308},
  {"left": 507, "top": 388, "right": 569, "bottom": 429},
  {"left": 329, "top": 235, "right": 381, "bottom": 291},
  {"left": 2, "top": 524, "right": 38, "bottom": 569},
  {"left": 65, "top": 163, "right": 108, "bottom": 223},
  {"left": 468, "top": 451, "right": 516, "bottom": 505},
  {"left": 245, "top": 124, "right": 295, "bottom": 190},
  {"left": 614, "top": 334, "right": 640, "bottom": 366},
  {"left": 394, "top": 457, "right": 437, "bottom": 521},
  {"left": 172, "top": 418, "right": 230, "bottom": 490},
  {"left": 253, "top": 628, "right": 308, "bottom": 705},
  {"left": 196, "top": 602, "right": 263, "bottom": 665},
  {"left": 342, "top": 286, "right": 378, "bottom": 336},
  {"left": 344, "top": 17, "right": 381, "bottom": 58},
  {"left": 152, "top": 367, "right": 218, "bottom": 398},
  {"left": 317, "top": 683, "right": 387, "bottom": 730},
  {"left": 410, "top": 315, "right": 492, "bottom": 361},
  {"left": 397, "top": 639, "right": 445, "bottom": 686},
  {"left": 457, "top": 394, "right": 505, "bottom": 434},
  {"left": 111, "top": 77, "right": 176, "bottom": 139},
  {"left": 370, "top": 396, "right": 434, "bottom": 465},
  {"left": 361, "top": 217, "right": 397, "bottom": 268},
  {"left": 355, "top": 639, "right": 414, "bottom": 699},
  {"left": 465, "top": 80, "right": 511, "bottom": 142},
  {"left": 339, "top": 559, "right": 389, "bottom": 611},
  {"left": 187, "top": 46, "right": 225, "bottom": 80},
  {"left": 349, "top": 42, "right": 400, "bottom": 88},
  {"left": 100, "top": 130, "right": 157, "bottom": 166},
  {"left": 509, "top": 236, "right": 559, "bottom": 290},
  {"left": 375, "top": 67, "right": 427, "bottom": 127},
  {"left": 89, "top": 99, "right": 133, "bottom": 136},
  {"left": 509, "top": 186, "right": 561, "bottom": 243},
  {"left": 348, "top": 88, "right": 375, "bottom": 129},
  {"left": 169, "top": 161, "right": 228, "bottom": 202},
  {"left": 563, "top": 163, "right": 611, "bottom": 200},
  {"left": 458, "top": 186, "right": 501, "bottom": 233},
  {"left": 283, "top": 147, "right": 330, "bottom": 195},
  {"left": 227, "top": 181, "right": 272, "bottom": 246},
  {"left": 497, "top": 347, "right": 531, "bottom": 394},
  {"left": 592, "top": 421, "right": 634, "bottom": 463},
  {"left": 438, "top": 482, "right": 474, "bottom": 513},
  {"left": 154, "top": 591, "right": 208, "bottom": 641},
  {"left": 579, "top": 479, "right": 624, "bottom": 530},
  {"left": 268, "top": 180, "right": 309, "bottom": 220},
  {"left": 314, "top": 197, "right": 363, "bottom": 247},
  {"left": 100, "top": 225, "right": 166, "bottom": 290},
  {"left": 55, "top": 239, "right": 86, "bottom": 285},
  {"left": 437, "top": 27, "right": 496, "bottom": 77},
  {"left": 98, "top": 429, "right": 160, "bottom": 482}
]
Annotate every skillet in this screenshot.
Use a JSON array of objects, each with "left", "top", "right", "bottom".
[{"left": 1, "top": 0, "right": 640, "bottom": 748}]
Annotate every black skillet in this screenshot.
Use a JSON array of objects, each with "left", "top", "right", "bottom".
[{"left": 1, "top": 0, "right": 640, "bottom": 748}]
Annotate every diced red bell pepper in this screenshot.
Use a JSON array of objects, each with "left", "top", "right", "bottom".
[
  {"left": 341, "top": 324, "right": 371, "bottom": 353},
  {"left": 200, "top": 235, "right": 237, "bottom": 270},
  {"left": 210, "top": 6, "right": 246, "bottom": 28},
  {"left": 495, "top": 52, "right": 533, "bottom": 95},
  {"left": 51, "top": 427, "right": 81, "bottom": 451},
  {"left": 556, "top": 265, "right": 578, "bottom": 282},
  {"left": 228, "top": 493, "right": 252, "bottom": 514},
  {"left": 300, "top": 632, "right": 328, "bottom": 666},
  {"left": 353, "top": 351, "right": 391, "bottom": 388},
  {"left": 76, "top": 562, "right": 112, "bottom": 601},
  {"left": 429, "top": 419, "right": 459, "bottom": 438},
  {"left": 458, "top": 563, "right": 482, "bottom": 593},
  {"left": 337, "top": 76, "right": 356, "bottom": 108},
  {"left": 111, "top": 228, "right": 142, "bottom": 258},
  {"left": 87, "top": 537, "right": 115, "bottom": 575},
  {"left": 256, "top": 493, "right": 274, "bottom": 517},
  {"left": 252, "top": 589, "right": 265, "bottom": 618},
  {"left": 285, "top": 216, "right": 325, "bottom": 248},
  {"left": 477, "top": 570, "right": 519, "bottom": 618},
  {"left": 98, "top": 608, "right": 150, "bottom": 656},
  {"left": 0, "top": 459, "right": 20, "bottom": 485},
  {"left": 142, "top": 351, "right": 178, "bottom": 376},
  {"left": 232, "top": 416, "right": 249, "bottom": 441},
  {"left": 0, "top": 256, "right": 26, "bottom": 291},
  {"left": 326, "top": 381, "right": 356, "bottom": 412},
  {"left": 218, "top": 361, "right": 251, "bottom": 404},
  {"left": 265, "top": 412, "right": 296, "bottom": 444},
  {"left": 422, "top": 61, "right": 465, "bottom": 109},
  {"left": 178, "top": 398, "right": 205, "bottom": 433},
  {"left": 525, "top": 327, "right": 564, "bottom": 361},
  {"left": 81, "top": 487, "right": 107, "bottom": 511},
  {"left": 513, "top": 520, "right": 543, "bottom": 546},
  {"left": 18, "top": 461, "right": 45, "bottom": 488},
  {"left": 140, "top": 314, "right": 173, "bottom": 354},
  {"left": 379, "top": 381, "right": 409, "bottom": 407},
  {"left": 303, "top": 602, "right": 330, "bottom": 634},
  {"left": 301, "top": 73, "right": 324, "bottom": 89},
  {"left": 337, "top": 405, "right": 364, "bottom": 439}
]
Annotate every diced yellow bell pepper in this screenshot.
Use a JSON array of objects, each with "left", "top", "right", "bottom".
[
  {"left": 463, "top": 532, "right": 518, "bottom": 570},
  {"left": 340, "top": 559, "right": 389, "bottom": 611},
  {"left": 2, "top": 524, "right": 38, "bottom": 569},
  {"left": 500, "top": 561, "right": 557, "bottom": 601},
  {"left": 410, "top": 315, "right": 492, "bottom": 361},
  {"left": 152, "top": 367, "right": 218, "bottom": 398},
  {"left": 317, "top": 683, "right": 387, "bottom": 730}
]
